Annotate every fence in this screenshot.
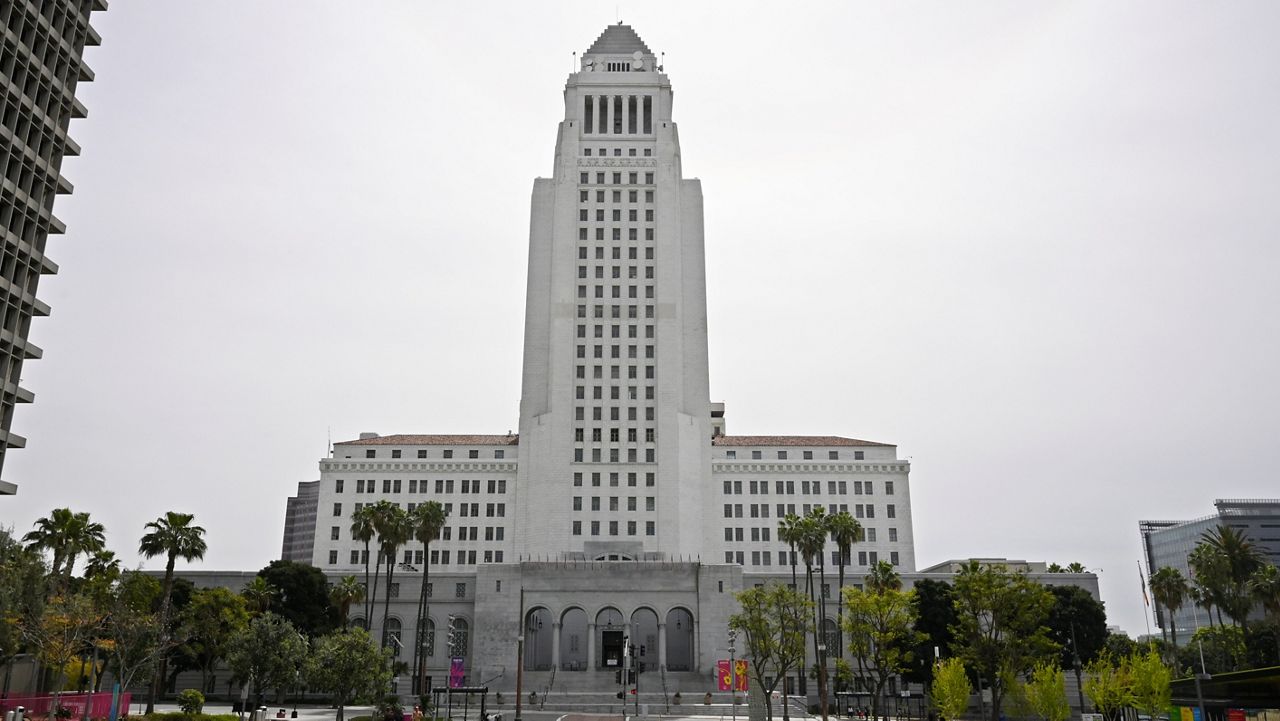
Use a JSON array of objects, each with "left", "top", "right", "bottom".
[{"left": 0, "top": 692, "right": 133, "bottom": 720}]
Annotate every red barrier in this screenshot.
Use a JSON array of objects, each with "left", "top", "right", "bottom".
[{"left": 0, "top": 692, "right": 133, "bottom": 720}]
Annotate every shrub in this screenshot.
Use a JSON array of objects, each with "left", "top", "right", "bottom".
[{"left": 177, "top": 690, "right": 205, "bottom": 715}]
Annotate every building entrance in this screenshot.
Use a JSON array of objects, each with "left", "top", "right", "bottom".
[{"left": 601, "top": 630, "right": 624, "bottom": 667}]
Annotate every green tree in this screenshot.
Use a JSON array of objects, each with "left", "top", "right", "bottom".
[
  {"left": 373, "top": 502, "right": 411, "bottom": 649},
  {"left": 827, "top": 511, "right": 862, "bottom": 653},
  {"left": 23, "top": 508, "right": 106, "bottom": 592},
  {"left": 1128, "top": 650, "right": 1171, "bottom": 720},
  {"left": 1148, "top": 567, "right": 1189, "bottom": 652},
  {"left": 241, "top": 576, "right": 278, "bottom": 616},
  {"left": 349, "top": 505, "right": 377, "bottom": 626},
  {"left": 1044, "top": 585, "right": 1108, "bottom": 673},
  {"left": 950, "top": 561, "right": 1057, "bottom": 721},
  {"left": 1178, "top": 624, "right": 1244, "bottom": 674},
  {"left": 257, "top": 560, "right": 340, "bottom": 637},
  {"left": 329, "top": 576, "right": 366, "bottom": 629},
  {"left": 21, "top": 594, "right": 101, "bottom": 700},
  {"left": 102, "top": 574, "right": 167, "bottom": 696},
  {"left": 841, "top": 585, "right": 922, "bottom": 721},
  {"left": 1188, "top": 545, "right": 1227, "bottom": 627},
  {"left": 1248, "top": 563, "right": 1280, "bottom": 662},
  {"left": 794, "top": 508, "right": 832, "bottom": 721},
  {"left": 930, "top": 657, "right": 971, "bottom": 721},
  {"left": 408, "top": 500, "right": 447, "bottom": 693},
  {"left": 776, "top": 514, "right": 804, "bottom": 689},
  {"left": 864, "top": 560, "right": 902, "bottom": 594},
  {"left": 181, "top": 587, "right": 250, "bottom": 691},
  {"left": 1102, "top": 631, "right": 1139, "bottom": 659},
  {"left": 306, "top": 627, "right": 394, "bottom": 721},
  {"left": 225, "top": 613, "right": 309, "bottom": 705},
  {"left": 1020, "top": 662, "right": 1069, "bottom": 721},
  {"left": 730, "top": 583, "right": 811, "bottom": 721},
  {"left": 1083, "top": 653, "right": 1133, "bottom": 721},
  {"left": 902, "top": 579, "right": 955, "bottom": 686},
  {"left": 0, "top": 527, "right": 47, "bottom": 667},
  {"left": 1198, "top": 526, "right": 1264, "bottom": 633},
  {"left": 138, "top": 511, "right": 207, "bottom": 711}
]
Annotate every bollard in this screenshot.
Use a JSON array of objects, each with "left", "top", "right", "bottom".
[{"left": 16, "top": 706, "right": 26, "bottom": 721}]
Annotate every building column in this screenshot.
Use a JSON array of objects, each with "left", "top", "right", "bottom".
[
  {"left": 597, "top": 95, "right": 607, "bottom": 135},
  {"left": 691, "top": 619, "right": 699, "bottom": 672},
  {"left": 606, "top": 95, "right": 616, "bottom": 135},
  {"left": 586, "top": 622, "right": 596, "bottom": 669},
  {"left": 657, "top": 622, "right": 667, "bottom": 668},
  {"left": 621, "top": 94, "right": 630, "bottom": 135},
  {"left": 551, "top": 621, "right": 562, "bottom": 669}
]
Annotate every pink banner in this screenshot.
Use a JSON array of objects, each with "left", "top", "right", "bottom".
[
  {"left": 0, "top": 692, "right": 132, "bottom": 719},
  {"left": 449, "top": 657, "right": 465, "bottom": 688}
]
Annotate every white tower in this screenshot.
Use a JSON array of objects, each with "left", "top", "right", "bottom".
[{"left": 515, "top": 24, "right": 711, "bottom": 561}]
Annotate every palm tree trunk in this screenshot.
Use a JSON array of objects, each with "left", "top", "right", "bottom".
[
  {"left": 382, "top": 555, "right": 396, "bottom": 649},
  {"left": 363, "top": 541, "right": 373, "bottom": 624},
  {"left": 816, "top": 555, "right": 830, "bottom": 721},
  {"left": 791, "top": 543, "right": 802, "bottom": 697},
  {"left": 805, "top": 562, "right": 819, "bottom": 714},
  {"left": 412, "top": 541, "right": 430, "bottom": 694},
  {"left": 147, "top": 556, "right": 178, "bottom": 714},
  {"left": 836, "top": 554, "right": 846, "bottom": 659},
  {"left": 370, "top": 551, "right": 383, "bottom": 633}
]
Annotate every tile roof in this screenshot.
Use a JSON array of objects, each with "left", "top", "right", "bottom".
[
  {"left": 586, "top": 24, "right": 651, "bottom": 56},
  {"left": 712, "top": 435, "right": 892, "bottom": 447},
  {"left": 339, "top": 434, "right": 519, "bottom": 446}
]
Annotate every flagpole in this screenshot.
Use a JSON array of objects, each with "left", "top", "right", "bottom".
[{"left": 1137, "top": 560, "right": 1152, "bottom": 640}]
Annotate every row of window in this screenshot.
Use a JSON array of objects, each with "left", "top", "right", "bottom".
[
  {"left": 572, "top": 496, "right": 657, "bottom": 512},
  {"left": 574, "top": 427, "right": 657, "bottom": 443},
  {"left": 723, "top": 502, "right": 897, "bottom": 519},
  {"left": 581, "top": 147, "right": 653, "bottom": 157},
  {"left": 358, "top": 448, "right": 508, "bottom": 460},
  {"left": 580, "top": 188, "right": 654, "bottom": 203},
  {"left": 333, "top": 501, "right": 507, "bottom": 518},
  {"left": 722, "top": 480, "right": 894, "bottom": 496},
  {"left": 580, "top": 171, "right": 655, "bottom": 185},
  {"left": 580, "top": 209, "right": 655, "bottom": 223},
  {"left": 722, "top": 526, "right": 899, "bottom": 544},
  {"left": 574, "top": 447, "right": 657, "bottom": 463},
  {"left": 337, "top": 478, "right": 509, "bottom": 494},
  {"left": 576, "top": 364, "right": 655, "bottom": 380},
  {"left": 579, "top": 226, "right": 656, "bottom": 241},
  {"left": 571, "top": 520, "right": 657, "bottom": 536},
  {"left": 573, "top": 471, "right": 656, "bottom": 487},
  {"left": 724, "top": 449, "right": 865, "bottom": 461},
  {"left": 726, "top": 549, "right": 900, "bottom": 568}
]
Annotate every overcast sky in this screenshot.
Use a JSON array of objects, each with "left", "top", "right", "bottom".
[{"left": 5, "top": 1, "right": 1280, "bottom": 637}]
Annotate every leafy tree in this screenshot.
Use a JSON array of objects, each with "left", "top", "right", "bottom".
[
  {"left": 1128, "top": 650, "right": 1171, "bottom": 720},
  {"left": 225, "top": 613, "right": 309, "bottom": 704},
  {"left": 1020, "top": 662, "right": 1069, "bottom": 721},
  {"left": 329, "top": 576, "right": 366, "bottom": 629},
  {"left": 408, "top": 500, "right": 447, "bottom": 693},
  {"left": 139, "top": 511, "right": 207, "bottom": 712},
  {"left": 372, "top": 502, "right": 411, "bottom": 648},
  {"left": 730, "top": 583, "right": 811, "bottom": 721},
  {"left": 1197, "top": 526, "right": 1264, "bottom": 634},
  {"left": 1083, "top": 653, "right": 1133, "bottom": 721},
  {"left": 930, "top": 658, "right": 971, "bottom": 721},
  {"left": 1044, "top": 585, "right": 1108, "bottom": 671},
  {"left": 827, "top": 511, "right": 861, "bottom": 652},
  {"left": 1148, "top": 567, "right": 1189, "bottom": 652},
  {"left": 902, "top": 579, "right": 955, "bottom": 686},
  {"left": 950, "top": 561, "right": 1057, "bottom": 721},
  {"left": 0, "top": 527, "right": 47, "bottom": 666},
  {"left": 1177, "top": 624, "right": 1244, "bottom": 674},
  {"left": 257, "top": 560, "right": 340, "bottom": 637},
  {"left": 864, "top": 560, "right": 902, "bottom": 594},
  {"left": 102, "top": 573, "right": 168, "bottom": 695},
  {"left": 181, "top": 587, "right": 250, "bottom": 691},
  {"left": 1249, "top": 563, "right": 1280, "bottom": 663},
  {"left": 306, "top": 628, "right": 394, "bottom": 721},
  {"left": 1102, "top": 631, "right": 1139, "bottom": 659},
  {"left": 23, "top": 509, "right": 106, "bottom": 592},
  {"left": 242, "top": 576, "right": 278, "bottom": 615},
  {"left": 349, "top": 506, "right": 377, "bottom": 625},
  {"left": 841, "top": 585, "right": 922, "bottom": 721},
  {"left": 22, "top": 594, "right": 101, "bottom": 700}
]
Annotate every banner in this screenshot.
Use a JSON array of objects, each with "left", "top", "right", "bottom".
[
  {"left": 717, "top": 660, "right": 749, "bottom": 691},
  {"left": 449, "top": 657, "right": 465, "bottom": 688}
]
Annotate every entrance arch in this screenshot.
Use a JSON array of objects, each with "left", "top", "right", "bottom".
[
  {"left": 596, "top": 607, "right": 625, "bottom": 669},
  {"left": 665, "top": 607, "right": 694, "bottom": 671},
  {"left": 631, "top": 608, "right": 659, "bottom": 669},
  {"left": 524, "top": 607, "right": 553, "bottom": 670},
  {"left": 560, "top": 607, "right": 587, "bottom": 671}
]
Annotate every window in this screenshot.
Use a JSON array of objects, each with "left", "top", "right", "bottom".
[
  {"left": 456, "top": 583, "right": 466, "bottom": 598},
  {"left": 591, "top": 521, "right": 600, "bottom": 536},
  {"left": 887, "top": 504, "right": 896, "bottom": 518},
  {"left": 328, "top": 550, "right": 338, "bottom": 564},
  {"left": 889, "top": 528, "right": 898, "bottom": 542},
  {"left": 885, "top": 481, "right": 895, "bottom": 494},
  {"left": 646, "top": 521, "right": 655, "bottom": 535},
  {"left": 333, "top": 503, "right": 342, "bottom": 517},
  {"left": 803, "top": 451, "right": 813, "bottom": 460},
  {"left": 469, "top": 450, "right": 479, "bottom": 459},
  {"left": 572, "top": 521, "right": 582, "bottom": 535},
  {"left": 350, "top": 550, "right": 360, "bottom": 564},
  {"left": 726, "top": 450, "right": 736, "bottom": 459},
  {"left": 366, "top": 449, "right": 376, "bottom": 458},
  {"left": 866, "top": 528, "right": 877, "bottom": 542},
  {"left": 777, "top": 451, "right": 787, "bottom": 460},
  {"left": 854, "top": 451, "right": 865, "bottom": 460},
  {"left": 331, "top": 526, "right": 340, "bottom": 540},
  {"left": 443, "top": 450, "right": 454, "bottom": 459},
  {"left": 891, "top": 551, "right": 900, "bottom": 566},
  {"left": 751, "top": 451, "right": 762, "bottom": 460},
  {"left": 392, "top": 449, "right": 401, "bottom": 459}
]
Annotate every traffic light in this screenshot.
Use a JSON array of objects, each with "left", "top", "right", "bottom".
[
  {"left": 615, "top": 691, "right": 625, "bottom": 700},
  {"left": 640, "top": 644, "right": 646, "bottom": 657},
  {"left": 615, "top": 670, "right": 623, "bottom": 684}
]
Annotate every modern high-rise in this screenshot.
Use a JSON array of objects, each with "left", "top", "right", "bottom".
[
  {"left": 300, "top": 23, "right": 916, "bottom": 692},
  {"left": 0, "top": 0, "right": 107, "bottom": 494}
]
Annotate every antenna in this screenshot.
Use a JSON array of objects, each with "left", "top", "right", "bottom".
[{"left": 572, "top": 51, "right": 576, "bottom": 73}]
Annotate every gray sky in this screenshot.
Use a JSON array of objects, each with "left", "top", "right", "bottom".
[{"left": 6, "top": 1, "right": 1280, "bottom": 637}]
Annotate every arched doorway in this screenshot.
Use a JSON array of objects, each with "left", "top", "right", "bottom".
[
  {"left": 524, "top": 607, "right": 554, "bottom": 670},
  {"left": 631, "top": 608, "right": 659, "bottom": 669},
  {"left": 665, "top": 608, "right": 694, "bottom": 671},
  {"left": 560, "top": 608, "right": 587, "bottom": 671},
  {"left": 382, "top": 617, "right": 402, "bottom": 658},
  {"left": 596, "top": 607, "right": 625, "bottom": 669},
  {"left": 822, "top": 618, "right": 839, "bottom": 656}
]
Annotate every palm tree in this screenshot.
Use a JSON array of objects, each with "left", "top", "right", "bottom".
[
  {"left": 409, "top": 501, "right": 447, "bottom": 693},
  {"left": 23, "top": 508, "right": 106, "bottom": 590},
  {"left": 375, "top": 502, "right": 411, "bottom": 649},
  {"left": 827, "top": 511, "right": 861, "bottom": 654},
  {"left": 865, "top": 560, "right": 902, "bottom": 594},
  {"left": 1200, "top": 526, "right": 1265, "bottom": 631},
  {"left": 1148, "top": 566, "right": 1189, "bottom": 654},
  {"left": 138, "top": 511, "right": 207, "bottom": 713},
  {"left": 1189, "top": 544, "right": 1229, "bottom": 627},
  {"left": 777, "top": 513, "right": 804, "bottom": 698},
  {"left": 242, "top": 576, "right": 279, "bottom": 615},
  {"left": 795, "top": 509, "right": 831, "bottom": 721},
  {"left": 329, "top": 576, "right": 366, "bottom": 628},
  {"left": 1065, "top": 562, "right": 1087, "bottom": 573},
  {"left": 350, "top": 505, "right": 377, "bottom": 626},
  {"left": 83, "top": 549, "right": 121, "bottom": 584},
  {"left": 1248, "top": 563, "right": 1280, "bottom": 660}
]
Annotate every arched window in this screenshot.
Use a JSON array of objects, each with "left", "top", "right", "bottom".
[
  {"left": 383, "top": 618, "right": 402, "bottom": 658},
  {"left": 665, "top": 608, "right": 694, "bottom": 671},
  {"left": 524, "top": 608, "right": 553, "bottom": 671},
  {"left": 447, "top": 618, "right": 470, "bottom": 658},
  {"left": 822, "top": 618, "right": 839, "bottom": 654},
  {"left": 350, "top": 617, "right": 367, "bottom": 631},
  {"left": 560, "top": 608, "right": 588, "bottom": 671},
  {"left": 420, "top": 618, "right": 435, "bottom": 657}
]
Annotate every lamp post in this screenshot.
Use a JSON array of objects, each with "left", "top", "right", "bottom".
[{"left": 728, "top": 627, "right": 738, "bottom": 721}]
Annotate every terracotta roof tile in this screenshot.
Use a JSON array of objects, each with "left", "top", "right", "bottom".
[
  {"left": 712, "top": 435, "right": 892, "bottom": 447},
  {"left": 338, "top": 434, "right": 519, "bottom": 446}
]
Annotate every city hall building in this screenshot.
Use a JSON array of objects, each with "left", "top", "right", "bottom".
[{"left": 286, "top": 23, "right": 918, "bottom": 696}]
